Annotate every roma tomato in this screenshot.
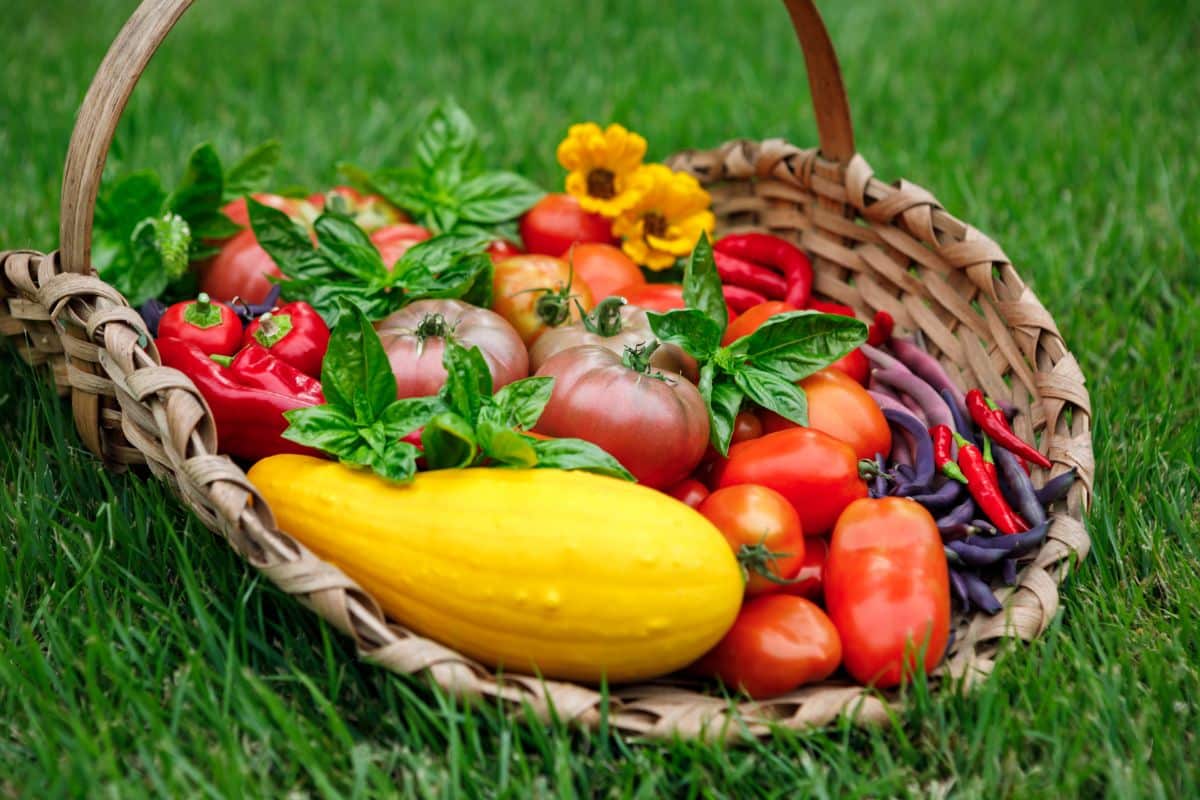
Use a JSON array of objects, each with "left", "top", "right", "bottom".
[
  {"left": 692, "top": 595, "right": 841, "bottom": 699},
  {"left": 375, "top": 299, "right": 529, "bottom": 399},
  {"left": 715, "top": 427, "right": 867, "bottom": 535},
  {"left": 370, "top": 224, "right": 432, "bottom": 268},
  {"left": 564, "top": 243, "right": 645, "bottom": 301},
  {"left": 200, "top": 229, "right": 283, "bottom": 304},
  {"left": 667, "top": 479, "right": 709, "bottom": 510},
  {"left": 721, "top": 301, "right": 795, "bottom": 346},
  {"left": 699, "top": 485, "right": 804, "bottom": 597},
  {"left": 760, "top": 368, "right": 891, "bottom": 461},
  {"left": 492, "top": 255, "right": 594, "bottom": 345},
  {"left": 534, "top": 345, "right": 709, "bottom": 489},
  {"left": 520, "top": 193, "right": 617, "bottom": 256},
  {"left": 825, "top": 498, "right": 950, "bottom": 688},
  {"left": 779, "top": 537, "right": 827, "bottom": 602}
]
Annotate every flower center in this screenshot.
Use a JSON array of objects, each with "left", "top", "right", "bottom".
[
  {"left": 643, "top": 212, "right": 668, "bottom": 239},
  {"left": 586, "top": 168, "right": 617, "bottom": 199}
]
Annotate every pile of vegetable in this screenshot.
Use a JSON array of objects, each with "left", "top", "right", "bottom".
[{"left": 125, "top": 103, "right": 1076, "bottom": 697}]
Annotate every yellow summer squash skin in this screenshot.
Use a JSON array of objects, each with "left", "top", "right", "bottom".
[{"left": 248, "top": 455, "right": 743, "bottom": 683}]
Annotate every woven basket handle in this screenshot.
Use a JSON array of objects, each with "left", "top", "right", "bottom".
[{"left": 57, "top": 0, "right": 855, "bottom": 275}]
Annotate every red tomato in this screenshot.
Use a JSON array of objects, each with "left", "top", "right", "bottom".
[
  {"left": 613, "top": 283, "right": 738, "bottom": 322},
  {"left": 759, "top": 368, "right": 891, "bottom": 461},
  {"left": 534, "top": 345, "right": 709, "bottom": 488},
  {"left": 699, "top": 485, "right": 804, "bottom": 597},
  {"left": 721, "top": 301, "right": 795, "bottom": 346},
  {"left": 829, "top": 347, "right": 870, "bottom": 385},
  {"left": 200, "top": 229, "right": 282, "bottom": 305},
  {"left": 666, "top": 479, "right": 709, "bottom": 509},
  {"left": 825, "top": 498, "right": 950, "bottom": 688},
  {"left": 221, "top": 193, "right": 308, "bottom": 230},
  {"left": 492, "top": 255, "right": 594, "bottom": 345},
  {"left": 715, "top": 427, "right": 867, "bottom": 535},
  {"left": 519, "top": 193, "right": 617, "bottom": 256},
  {"left": 486, "top": 239, "right": 524, "bottom": 260},
  {"left": 370, "top": 224, "right": 432, "bottom": 268},
  {"left": 692, "top": 595, "right": 841, "bottom": 699},
  {"left": 731, "top": 410, "right": 763, "bottom": 444},
  {"left": 375, "top": 299, "right": 529, "bottom": 399},
  {"left": 564, "top": 242, "right": 645, "bottom": 301},
  {"left": 309, "top": 186, "right": 401, "bottom": 233},
  {"left": 779, "top": 537, "right": 828, "bottom": 602}
]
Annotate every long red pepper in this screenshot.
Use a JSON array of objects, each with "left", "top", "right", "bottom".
[
  {"left": 930, "top": 425, "right": 968, "bottom": 483},
  {"left": 965, "top": 389, "right": 1052, "bottom": 469},
  {"left": 712, "top": 251, "right": 788, "bottom": 299},
  {"left": 720, "top": 284, "right": 769, "bottom": 313},
  {"left": 714, "top": 233, "right": 814, "bottom": 308},
  {"left": 867, "top": 310, "right": 894, "bottom": 347},
  {"left": 954, "top": 432, "right": 1028, "bottom": 534}
]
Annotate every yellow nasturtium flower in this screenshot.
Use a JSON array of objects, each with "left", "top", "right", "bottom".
[
  {"left": 612, "top": 165, "right": 716, "bottom": 271},
  {"left": 557, "top": 123, "right": 648, "bottom": 217}
]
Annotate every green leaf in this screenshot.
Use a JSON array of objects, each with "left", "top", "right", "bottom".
[
  {"left": 414, "top": 100, "right": 481, "bottom": 179},
  {"left": 118, "top": 219, "right": 171, "bottom": 306},
  {"left": 682, "top": 233, "right": 727, "bottom": 332},
  {"left": 421, "top": 412, "right": 479, "bottom": 469},
  {"left": 188, "top": 210, "right": 242, "bottom": 241},
  {"left": 456, "top": 171, "right": 544, "bottom": 224},
  {"left": 734, "top": 368, "right": 809, "bottom": 426},
  {"left": 248, "top": 197, "right": 326, "bottom": 277},
  {"left": 699, "top": 363, "right": 744, "bottom": 455},
  {"left": 646, "top": 308, "right": 723, "bottom": 361},
  {"left": 320, "top": 305, "right": 398, "bottom": 423},
  {"left": 438, "top": 342, "right": 493, "bottom": 422},
  {"left": 490, "top": 376, "right": 555, "bottom": 430},
  {"left": 167, "top": 143, "right": 224, "bottom": 224},
  {"left": 95, "top": 172, "right": 167, "bottom": 240},
  {"left": 734, "top": 311, "right": 868, "bottom": 382},
  {"left": 343, "top": 165, "right": 431, "bottom": 219},
  {"left": 379, "top": 396, "right": 444, "bottom": 439},
  {"left": 530, "top": 438, "right": 635, "bottom": 482},
  {"left": 477, "top": 420, "right": 538, "bottom": 468},
  {"left": 281, "top": 405, "right": 363, "bottom": 453},
  {"left": 313, "top": 213, "right": 388, "bottom": 282},
  {"left": 224, "top": 140, "right": 281, "bottom": 202},
  {"left": 363, "top": 441, "right": 421, "bottom": 483}
]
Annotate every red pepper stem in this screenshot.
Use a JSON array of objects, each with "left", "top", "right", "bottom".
[
  {"left": 983, "top": 434, "right": 994, "bottom": 464},
  {"left": 183, "top": 293, "right": 223, "bottom": 329},
  {"left": 209, "top": 354, "right": 234, "bottom": 367},
  {"left": 253, "top": 312, "right": 294, "bottom": 348}
]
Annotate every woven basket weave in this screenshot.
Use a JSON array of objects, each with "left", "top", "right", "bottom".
[{"left": 0, "top": 0, "right": 1094, "bottom": 741}]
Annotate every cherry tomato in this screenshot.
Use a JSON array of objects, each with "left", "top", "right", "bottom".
[
  {"left": 534, "top": 345, "right": 709, "bottom": 489},
  {"left": 759, "top": 368, "right": 891, "bottom": 461},
  {"left": 721, "top": 301, "right": 795, "bottom": 346},
  {"left": 492, "top": 255, "right": 594, "bottom": 345},
  {"left": 370, "top": 224, "right": 432, "bottom": 269},
  {"left": 564, "top": 242, "right": 645, "bottom": 301},
  {"left": 519, "top": 193, "right": 617, "bottom": 256},
  {"left": 692, "top": 595, "right": 841, "bottom": 699},
  {"left": 825, "top": 498, "right": 950, "bottom": 688},
  {"left": 486, "top": 239, "right": 524, "bottom": 260},
  {"left": 666, "top": 479, "right": 709, "bottom": 509},
  {"left": 200, "top": 229, "right": 283, "bottom": 305},
  {"left": 731, "top": 410, "right": 763, "bottom": 444},
  {"left": 613, "top": 283, "right": 738, "bottom": 322},
  {"left": 715, "top": 427, "right": 868, "bottom": 536},
  {"left": 779, "top": 537, "right": 827, "bottom": 602},
  {"left": 699, "top": 485, "right": 804, "bottom": 596}
]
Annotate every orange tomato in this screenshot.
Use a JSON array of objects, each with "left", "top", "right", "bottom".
[
  {"left": 564, "top": 243, "right": 644, "bottom": 301},
  {"left": 721, "top": 300, "right": 796, "bottom": 346},
  {"left": 760, "top": 368, "right": 891, "bottom": 461},
  {"left": 699, "top": 485, "right": 805, "bottom": 597}
]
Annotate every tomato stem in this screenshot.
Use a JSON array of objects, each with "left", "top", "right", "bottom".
[
  {"left": 580, "top": 296, "right": 627, "bottom": 337},
  {"left": 620, "top": 340, "right": 663, "bottom": 375},
  {"left": 736, "top": 541, "right": 800, "bottom": 585}
]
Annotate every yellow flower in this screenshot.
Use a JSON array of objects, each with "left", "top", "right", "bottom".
[
  {"left": 557, "top": 123, "right": 648, "bottom": 217},
  {"left": 612, "top": 165, "right": 716, "bottom": 271}
]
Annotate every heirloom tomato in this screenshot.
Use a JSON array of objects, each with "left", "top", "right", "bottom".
[
  {"left": 492, "top": 255, "right": 594, "bottom": 345},
  {"left": 519, "top": 193, "right": 617, "bottom": 256},
  {"left": 698, "top": 485, "right": 804, "bottom": 597}
]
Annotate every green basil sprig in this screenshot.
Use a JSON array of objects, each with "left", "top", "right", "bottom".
[
  {"left": 339, "top": 100, "right": 543, "bottom": 238},
  {"left": 94, "top": 141, "right": 280, "bottom": 306},
  {"left": 647, "top": 235, "right": 868, "bottom": 455},
  {"left": 283, "top": 305, "right": 633, "bottom": 483},
  {"left": 248, "top": 198, "right": 493, "bottom": 326}
]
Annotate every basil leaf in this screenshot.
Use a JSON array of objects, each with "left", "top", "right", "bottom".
[
  {"left": 188, "top": 210, "right": 242, "bottom": 242},
  {"left": 477, "top": 420, "right": 538, "bottom": 468},
  {"left": 320, "top": 305, "right": 398, "bottom": 423},
  {"left": 313, "top": 213, "right": 388, "bottom": 282},
  {"left": 281, "top": 405, "right": 363, "bottom": 453},
  {"left": 363, "top": 440, "right": 421, "bottom": 483},
  {"left": 456, "top": 171, "right": 544, "bottom": 224},
  {"left": 734, "top": 368, "right": 809, "bottom": 427},
  {"left": 393, "top": 231, "right": 490, "bottom": 277},
  {"left": 399, "top": 252, "right": 492, "bottom": 305},
  {"left": 646, "top": 308, "right": 723, "bottom": 361},
  {"left": 95, "top": 171, "right": 166, "bottom": 239},
  {"left": 415, "top": 100, "right": 481, "bottom": 179},
  {"left": 224, "top": 140, "right": 281, "bottom": 202},
  {"left": 422, "top": 412, "right": 479, "bottom": 470},
  {"left": 278, "top": 280, "right": 401, "bottom": 328},
  {"left": 379, "top": 396, "right": 444, "bottom": 438},
  {"left": 248, "top": 197, "right": 327, "bottom": 277},
  {"left": 682, "top": 234, "right": 727, "bottom": 332},
  {"left": 167, "top": 143, "right": 224, "bottom": 224},
  {"left": 734, "top": 311, "right": 868, "bottom": 382},
  {"left": 118, "top": 219, "right": 171, "bottom": 306},
  {"left": 346, "top": 165, "right": 432, "bottom": 219},
  {"left": 699, "top": 363, "right": 745, "bottom": 455},
  {"left": 438, "top": 342, "right": 493, "bottom": 422},
  {"left": 530, "top": 438, "right": 635, "bottom": 482},
  {"left": 490, "top": 376, "right": 555, "bottom": 430}
]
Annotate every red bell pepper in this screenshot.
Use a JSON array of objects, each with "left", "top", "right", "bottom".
[
  {"left": 157, "top": 337, "right": 324, "bottom": 462},
  {"left": 241, "top": 301, "right": 330, "bottom": 379},
  {"left": 158, "top": 293, "right": 243, "bottom": 356}
]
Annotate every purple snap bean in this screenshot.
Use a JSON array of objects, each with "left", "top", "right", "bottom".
[
  {"left": 1035, "top": 469, "right": 1078, "bottom": 506},
  {"left": 890, "top": 338, "right": 968, "bottom": 415},
  {"left": 1001, "top": 558, "right": 1018, "bottom": 586},
  {"left": 994, "top": 444, "right": 1046, "bottom": 526},
  {"left": 960, "top": 571, "right": 1003, "bottom": 615},
  {"left": 882, "top": 408, "right": 935, "bottom": 489},
  {"left": 873, "top": 368, "right": 955, "bottom": 430}
]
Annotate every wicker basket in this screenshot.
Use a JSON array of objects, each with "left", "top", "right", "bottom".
[{"left": 0, "top": 0, "right": 1094, "bottom": 741}]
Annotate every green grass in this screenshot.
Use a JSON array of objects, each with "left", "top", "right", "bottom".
[{"left": 3, "top": 0, "right": 1199, "bottom": 795}]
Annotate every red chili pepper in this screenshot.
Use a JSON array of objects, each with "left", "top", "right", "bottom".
[
  {"left": 808, "top": 300, "right": 855, "bottom": 317},
  {"left": 720, "top": 284, "right": 769, "bottom": 313},
  {"left": 714, "top": 233, "right": 813, "bottom": 308},
  {"left": 930, "top": 425, "right": 968, "bottom": 483},
  {"left": 712, "top": 250, "right": 788, "bottom": 299},
  {"left": 867, "top": 310, "right": 894, "bottom": 347},
  {"left": 242, "top": 301, "right": 330, "bottom": 379},
  {"left": 158, "top": 293, "right": 243, "bottom": 356},
  {"left": 965, "top": 389, "right": 1052, "bottom": 469},
  {"left": 157, "top": 337, "right": 324, "bottom": 462},
  {"left": 954, "top": 432, "right": 1028, "bottom": 534}
]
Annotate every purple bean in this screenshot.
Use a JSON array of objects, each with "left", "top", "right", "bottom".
[
  {"left": 962, "top": 520, "right": 1050, "bottom": 556},
  {"left": 873, "top": 369, "right": 955, "bottom": 430},
  {"left": 230, "top": 284, "right": 283, "bottom": 324},
  {"left": 937, "top": 496, "right": 976, "bottom": 530},
  {"left": 904, "top": 478, "right": 966, "bottom": 509},
  {"left": 890, "top": 338, "right": 968, "bottom": 416},
  {"left": 899, "top": 394, "right": 930, "bottom": 426},
  {"left": 1035, "top": 469, "right": 1078, "bottom": 506},
  {"left": 941, "top": 388, "right": 977, "bottom": 445},
  {"left": 872, "top": 453, "right": 887, "bottom": 498},
  {"left": 867, "top": 388, "right": 907, "bottom": 414},
  {"left": 882, "top": 408, "right": 935, "bottom": 489},
  {"left": 940, "top": 522, "right": 982, "bottom": 541},
  {"left": 890, "top": 433, "right": 913, "bottom": 468},
  {"left": 1001, "top": 558, "right": 1018, "bottom": 586},
  {"left": 949, "top": 569, "right": 969, "bottom": 610},
  {"left": 994, "top": 445, "right": 1046, "bottom": 526},
  {"left": 946, "top": 540, "right": 1010, "bottom": 566},
  {"left": 960, "top": 571, "right": 1003, "bottom": 615},
  {"left": 860, "top": 343, "right": 912, "bottom": 374},
  {"left": 139, "top": 298, "right": 168, "bottom": 337},
  {"left": 969, "top": 519, "right": 998, "bottom": 536},
  {"left": 895, "top": 463, "right": 916, "bottom": 482}
]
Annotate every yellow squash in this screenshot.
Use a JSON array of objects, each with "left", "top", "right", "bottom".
[{"left": 248, "top": 455, "right": 743, "bottom": 683}]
